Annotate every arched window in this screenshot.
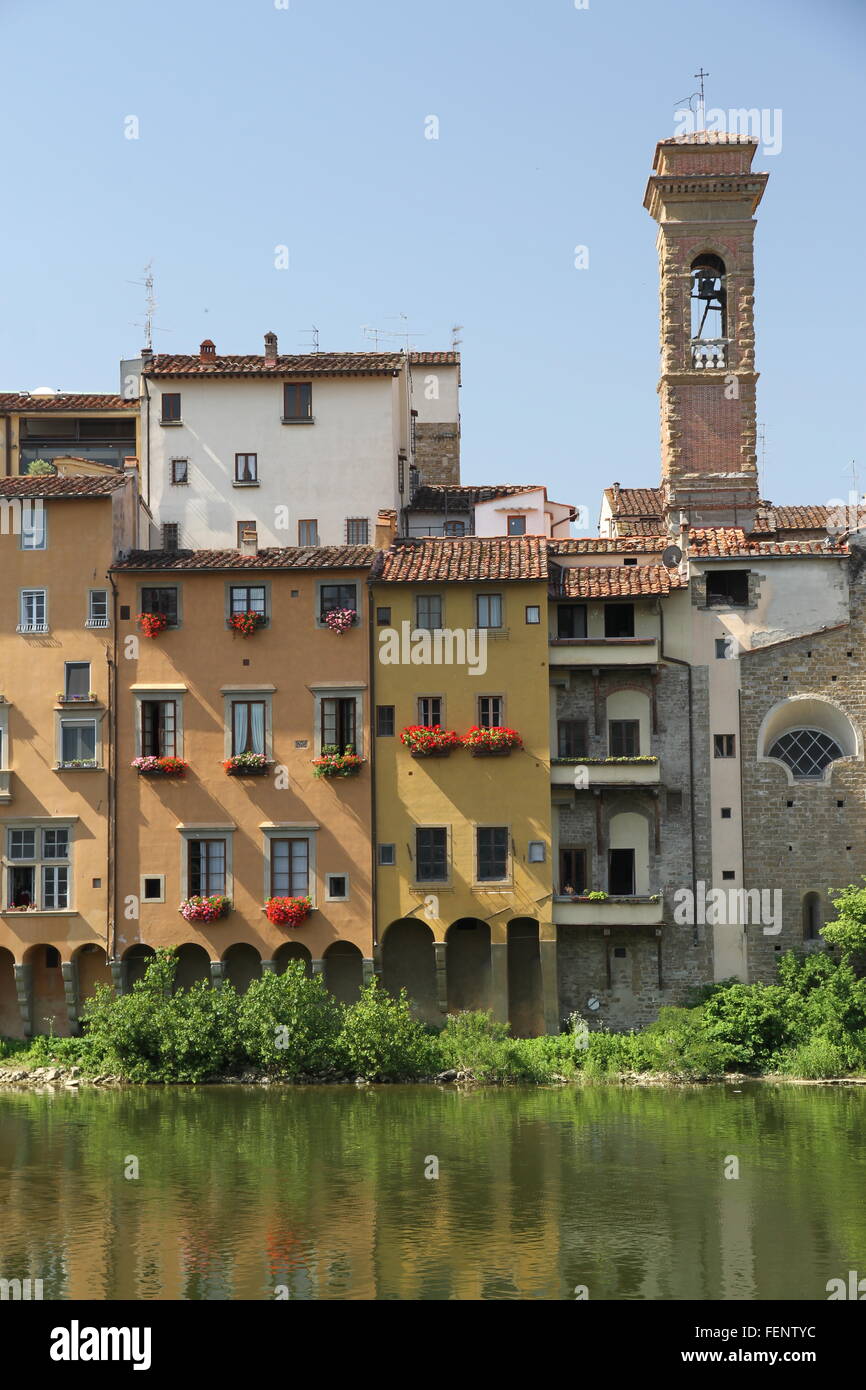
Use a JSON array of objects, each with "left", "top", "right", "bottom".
[
  {"left": 802, "top": 893, "right": 821, "bottom": 941},
  {"left": 768, "top": 729, "right": 843, "bottom": 781},
  {"left": 690, "top": 253, "right": 727, "bottom": 367}
]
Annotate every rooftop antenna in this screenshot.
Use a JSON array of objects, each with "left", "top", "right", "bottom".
[
  {"left": 361, "top": 314, "right": 427, "bottom": 352},
  {"left": 675, "top": 67, "right": 709, "bottom": 132},
  {"left": 451, "top": 323, "right": 464, "bottom": 350},
  {"left": 127, "top": 260, "right": 170, "bottom": 349},
  {"left": 299, "top": 325, "right": 320, "bottom": 353}
]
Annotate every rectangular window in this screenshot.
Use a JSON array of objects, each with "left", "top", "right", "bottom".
[
  {"left": 416, "top": 827, "right": 448, "bottom": 882},
  {"left": 476, "top": 826, "right": 508, "bottom": 882},
  {"left": 170, "top": 458, "right": 188, "bottom": 485},
  {"left": 42, "top": 865, "right": 68, "bottom": 910},
  {"left": 416, "top": 595, "right": 443, "bottom": 631},
  {"left": 64, "top": 663, "right": 91, "bottom": 700},
  {"left": 161, "top": 393, "right": 181, "bottom": 422},
  {"left": 706, "top": 571, "right": 750, "bottom": 607},
  {"left": 140, "top": 587, "right": 178, "bottom": 626},
  {"left": 270, "top": 837, "right": 309, "bottom": 896},
  {"left": 142, "top": 876, "right": 165, "bottom": 903},
  {"left": 557, "top": 604, "right": 587, "bottom": 639},
  {"left": 141, "top": 700, "right": 176, "bottom": 758},
  {"left": 6, "top": 826, "right": 71, "bottom": 910},
  {"left": 232, "top": 700, "right": 266, "bottom": 756},
  {"left": 189, "top": 839, "right": 226, "bottom": 896},
  {"left": 376, "top": 606, "right": 391, "bottom": 626},
  {"left": 283, "top": 382, "right": 312, "bottom": 421},
  {"left": 714, "top": 734, "right": 736, "bottom": 758},
  {"left": 60, "top": 720, "right": 97, "bottom": 764},
  {"left": 346, "top": 518, "right": 369, "bottom": 544},
  {"left": 236, "top": 521, "right": 257, "bottom": 547},
  {"left": 19, "top": 589, "right": 47, "bottom": 631},
  {"left": 609, "top": 720, "right": 640, "bottom": 757},
  {"left": 87, "top": 590, "right": 109, "bottom": 627},
  {"left": 608, "top": 848, "right": 635, "bottom": 896},
  {"left": 507, "top": 516, "right": 526, "bottom": 536},
  {"left": 230, "top": 585, "right": 266, "bottom": 618},
  {"left": 8, "top": 829, "right": 36, "bottom": 860},
  {"left": 476, "top": 593, "right": 503, "bottom": 629},
  {"left": 42, "top": 828, "right": 69, "bottom": 860},
  {"left": 321, "top": 697, "right": 356, "bottom": 751},
  {"left": 320, "top": 584, "right": 357, "bottom": 620},
  {"left": 326, "top": 874, "right": 348, "bottom": 901},
  {"left": 604, "top": 604, "right": 635, "bottom": 638},
  {"left": 234, "top": 453, "right": 258, "bottom": 483},
  {"left": 21, "top": 501, "right": 46, "bottom": 550},
  {"left": 559, "top": 848, "right": 586, "bottom": 895},
  {"left": 525, "top": 605, "right": 541, "bottom": 624},
  {"left": 418, "top": 697, "right": 442, "bottom": 728},
  {"left": 478, "top": 696, "right": 503, "bottom": 729},
  {"left": 378, "top": 844, "right": 396, "bottom": 867},
  {"left": 558, "top": 719, "right": 588, "bottom": 758},
  {"left": 162, "top": 523, "right": 179, "bottom": 552},
  {"left": 298, "top": 519, "right": 318, "bottom": 547},
  {"left": 376, "top": 705, "right": 395, "bottom": 737},
  {"left": 443, "top": 519, "right": 465, "bottom": 536}
]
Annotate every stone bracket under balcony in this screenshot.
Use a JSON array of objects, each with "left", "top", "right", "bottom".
[
  {"left": 553, "top": 896, "right": 664, "bottom": 927},
  {"left": 549, "top": 637, "right": 659, "bottom": 667}
]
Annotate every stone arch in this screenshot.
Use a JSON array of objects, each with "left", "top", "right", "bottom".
[
  {"left": 24, "top": 943, "right": 67, "bottom": 1036},
  {"left": 323, "top": 941, "right": 363, "bottom": 1005},
  {"left": 381, "top": 918, "right": 438, "bottom": 1023},
  {"left": 507, "top": 918, "right": 543, "bottom": 1038},
  {"left": 757, "top": 696, "right": 860, "bottom": 785},
  {"left": 273, "top": 942, "right": 312, "bottom": 978},
  {"left": 445, "top": 919, "right": 491, "bottom": 1014},
  {"left": 607, "top": 808, "right": 651, "bottom": 894},
  {"left": 223, "top": 943, "right": 262, "bottom": 994},
  {"left": 123, "top": 943, "right": 156, "bottom": 990},
  {"left": 0, "top": 946, "right": 21, "bottom": 1037},
  {"left": 173, "top": 943, "right": 212, "bottom": 991},
  {"left": 74, "top": 943, "right": 112, "bottom": 1004},
  {"left": 690, "top": 251, "right": 727, "bottom": 342}
]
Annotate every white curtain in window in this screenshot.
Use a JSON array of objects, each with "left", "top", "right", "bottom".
[
  {"left": 233, "top": 703, "right": 249, "bottom": 754},
  {"left": 250, "top": 703, "right": 265, "bottom": 755}
]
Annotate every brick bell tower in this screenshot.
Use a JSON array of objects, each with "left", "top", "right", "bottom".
[{"left": 644, "top": 133, "right": 768, "bottom": 531}]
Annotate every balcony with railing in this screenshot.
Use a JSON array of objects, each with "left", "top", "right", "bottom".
[
  {"left": 549, "top": 636, "right": 659, "bottom": 667},
  {"left": 553, "top": 894, "right": 663, "bottom": 927}
]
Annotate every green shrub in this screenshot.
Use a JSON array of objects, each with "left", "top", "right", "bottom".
[
  {"left": 237, "top": 964, "right": 342, "bottom": 1078},
  {"left": 777, "top": 1037, "right": 851, "bottom": 1079},
  {"left": 338, "top": 981, "right": 436, "bottom": 1080}
]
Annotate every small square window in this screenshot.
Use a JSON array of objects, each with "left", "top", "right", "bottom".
[
  {"left": 162, "top": 523, "right": 179, "bottom": 552},
  {"left": 170, "top": 458, "right": 188, "bottom": 485},
  {"left": 714, "top": 734, "right": 736, "bottom": 758},
  {"left": 527, "top": 841, "right": 545, "bottom": 862},
  {"left": 346, "top": 518, "right": 369, "bottom": 545},
  {"left": 623, "top": 557, "right": 638, "bottom": 567},
  {"left": 326, "top": 874, "right": 348, "bottom": 901},
  {"left": 377, "top": 607, "right": 391, "bottom": 626},
  {"left": 378, "top": 844, "right": 396, "bottom": 866},
  {"left": 235, "top": 453, "right": 258, "bottom": 484},
  {"left": 161, "top": 393, "right": 181, "bottom": 423},
  {"left": 141, "top": 875, "right": 165, "bottom": 903},
  {"left": 525, "top": 606, "right": 540, "bottom": 624},
  {"left": 613, "top": 947, "right": 627, "bottom": 958},
  {"left": 507, "top": 516, "right": 526, "bottom": 536},
  {"left": 298, "top": 520, "right": 319, "bottom": 547},
  {"left": 21, "top": 501, "right": 46, "bottom": 550},
  {"left": 120, "top": 605, "right": 131, "bottom": 620},
  {"left": 87, "top": 590, "right": 109, "bottom": 627},
  {"left": 283, "top": 382, "right": 312, "bottom": 421},
  {"left": 376, "top": 706, "right": 395, "bottom": 737},
  {"left": 721, "top": 807, "right": 732, "bottom": 819},
  {"left": 236, "top": 521, "right": 257, "bottom": 547},
  {"left": 722, "top": 870, "right": 735, "bottom": 881}
]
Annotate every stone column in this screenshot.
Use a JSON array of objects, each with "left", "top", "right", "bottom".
[
  {"left": 433, "top": 941, "right": 448, "bottom": 1016},
  {"left": 261, "top": 959, "right": 277, "bottom": 974},
  {"left": 361, "top": 958, "right": 375, "bottom": 988},
  {"left": 311, "top": 959, "right": 325, "bottom": 977},
  {"left": 14, "top": 963, "right": 32, "bottom": 1038},
  {"left": 109, "top": 960, "right": 126, "bottom": 996},
  {"left": 539, "top": 934, "right": 560, "bottom": 1035},
  {"left": 210, "top": 961, "right": 225, "bottom": 989},
  {"left": 490, "top": 942, "right": 509, "bottom": 1024},
  {"left": 61, "top": 960, "right": 80, "bottom": 1036}
]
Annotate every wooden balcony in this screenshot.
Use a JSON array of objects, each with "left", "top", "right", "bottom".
[{"left": 549, "top": 637, "right": 659, "bottom": 667}]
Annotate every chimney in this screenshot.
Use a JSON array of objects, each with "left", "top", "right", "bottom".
[
  {"left": 239, "top": 525, "right": 258, "bottom": 557},
  {"left": 199, "top": 339, "right": 216, "bottom": 364},
  {"left": 264, "top": 331, "right": 278, "bottom": 364},
  {"left": 374, "top": 509, "right": 398, "bottom": 550},
  {"left": 141, "top": 346, "right": 153, "bottom": 362}
]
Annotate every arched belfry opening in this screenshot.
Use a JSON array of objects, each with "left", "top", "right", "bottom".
[{"left": 690, "top": 253, "right": 727, "bottom": 364}]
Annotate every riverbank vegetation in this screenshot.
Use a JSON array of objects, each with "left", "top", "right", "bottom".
[{"left": 3, "top": 886, "right": 866, "bottom": 1086}]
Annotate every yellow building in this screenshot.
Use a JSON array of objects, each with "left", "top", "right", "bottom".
[
  {"left": 370, "top": 537, "right": 556, "bottom": 1034},
  {"left": 0, "top": 392, "right": 139, "bottom": 475}
]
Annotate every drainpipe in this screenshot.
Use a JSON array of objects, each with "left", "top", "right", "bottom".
[
  {"left": 142, "top": 374, "right": 151, "bottom": 507},
  {"left": 3, "top": 414, "right": 11, "bottom": 475},
  {"left": 658, "top": 601, "right": 699, "bottom": 947},
  {"left": 107, "top": 572, "right": 120, "bottom": 967},
  {"left": 366, "top": 574, "right": 379, "bottom": 973}
]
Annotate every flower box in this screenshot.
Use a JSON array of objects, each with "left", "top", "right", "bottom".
[
  {"left": 265, "top": 896, "right": 312, "bottom": 928},
  {"left": 132, "top": 756, "right": 188, "bottom": 777},
  {"left": 312, "top": 745, "right": 365, "bottom": 778},
  {"left": 322, "top": 608, "right": 357, "bottom": 635},
  {"left": 223, "top": 754, "right": 270, "bottom": 776},
  {"left": 462, "top": 726, "right": 523, "bottom": 755},
  {"left": 58, "top": 760, "right": 98, "bottom": 770},
  {"left": 180, "top": 895, "right": 231, "bottom": 923},
  {"left": 400, "top": 725, "right": 462, "bottom": 757},
  {"left": 227, "top": 611, "right": 267, "bottom": 637},
  {"left": 138, "top": 612, "right": 169, "bottom": 638},
  {"left": 57, "top": 693, "right": 98, "bottom": 704}
]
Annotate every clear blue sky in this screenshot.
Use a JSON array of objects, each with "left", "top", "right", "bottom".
[{"left": 2, "top": 0, "right": 863, "bottom": 514}]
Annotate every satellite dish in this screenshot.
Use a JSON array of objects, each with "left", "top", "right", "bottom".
[{"left": 662, "top": 544, "right": 683, "bottom": 568}]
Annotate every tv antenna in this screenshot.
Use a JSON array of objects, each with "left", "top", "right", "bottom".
[
  {"left": 451, "top": 323, "right": 464, "bottom": 350},
  {"left": 676, "top": 66, "right": 709, "bottom": 131},
  {"left": 361, "top": 313, "right": 426, "bottom": 352},
  {"left": 299, "top": 325, "right": 320, "bottom": 353},
  {"left": 127, "top": 261, "right": 170, "bottom": 349}
]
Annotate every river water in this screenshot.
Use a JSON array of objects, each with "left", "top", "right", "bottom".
[{"left": 0, "top": 1082, "right": 863, "bottom": 1300}]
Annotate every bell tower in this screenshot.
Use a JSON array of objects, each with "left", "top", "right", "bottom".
[{"left": 644, "top": 134, "right": 768, "bottom": 530}]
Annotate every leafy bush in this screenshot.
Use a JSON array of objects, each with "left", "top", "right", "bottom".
[
  {"left": 237, "top": 964, "right": 342, "bottom": 1078},
  {"left": 821, "top": 880, "right": 866, "bottom": 959},
  {"left": 337, "top": 981, "right": 436, "bottom": 1080}
]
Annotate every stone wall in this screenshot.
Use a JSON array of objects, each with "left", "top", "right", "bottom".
[{"left": 414, "top": 422, "right": 460, "bottom": 486}]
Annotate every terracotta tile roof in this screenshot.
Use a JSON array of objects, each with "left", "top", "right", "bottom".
[
  {"left": 550, "top": 537, "right": 669, "bottom": 555},
  {"left": 0, "top": 393, "right": 136, "bottom": 412},
  {"left": 605, "top": 487, "right": 663, "bottom": 518},
  {"left": 689, "top": 527, "right": 846, "bottom": 557},
  {"left": 552, "top": 564, "right": 686, "bottom": 598},
  {"left": 146, "top": 352, "right": 407, "bottom": 379},
  {"left": 408, "top": 352, "right": 459, "bottom": 365},
  {"left": 112, "top": 546, "right": 376, "bottom": 572},
  {"left": 613, "top": 518, "right": 666, "bottom": 537},
  {"left": 772, "top": 505, "right": 831, "bottom": 530},
  {"left": 372, "top": 537, "right": 548, "bottom": 584},
  {"left": 409, "top": 483, "right": 540, "bottom": 513},
  {"left": 0, "top": 475, "right": 126, "bottom": 498},
  {"left": 658, "top": 132, "right": 758, "bottom": 147}
]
